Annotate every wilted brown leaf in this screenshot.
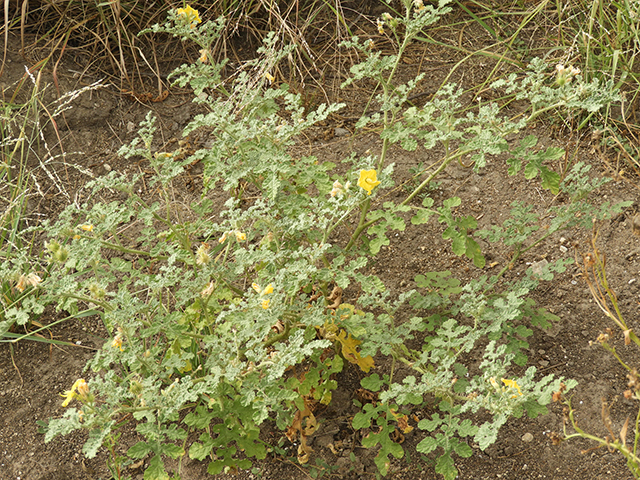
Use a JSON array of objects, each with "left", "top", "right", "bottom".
[{"left": 336, "top": 329, "right": 375, "bottom": 372}]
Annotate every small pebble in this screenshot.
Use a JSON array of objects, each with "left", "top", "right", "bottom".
[
  {"left": 559, "top": 245, "right": 568, "bottom": 253},
  {"left": 334, "top": 127, "right": 350, "bottom": 137},
  {"left": 522, "top": 433, "right": 534, "bottom": 443}
]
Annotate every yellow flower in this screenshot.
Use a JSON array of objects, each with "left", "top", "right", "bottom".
[
  {"left": 377, "top": 18, "right": 385, "bottom": 34},
  {"left": 60, "top": 390, "right": 75, "bottom": 407},
  {"left": 76, "top": 379, "right": 89, "bottom": 399},
  {"left": 27, "top": 273, "right": 42, "bottom": 287},
  {"left": 501, "top": 378, "right": 523, "bottom": 398},
  {"left": 330, "top": 180, "right": 343, "bottom": 197},
  {"left": 252, "top": 283, "right": 273, "bottom": 296},
  {"left": 111, "top": 335, "right": 124, "bottom": 351},
  {"left": 176, "top": 5, "right": 201, "bottom": 27},
  {"left": 330, "top": 180, "right": 352, "bottom": 198},
  {"left": 15, "top": 273, "right": 41, "bottom": 292},
  {"left": 253, "top": 283, "right": 273, "bottom": 309},
  {"left": 264, "top": 72, "right": 275, "bottom": 84},
  {"left": 357, "top": 169, "right": 381, "bottom": 195},
  {"left": 15, "top": 275, "right": 27, "bottom": 293},
  {"left": 235, "top": 231, "right": 246, "bottom": 241},
  {"left": 198, "top": 48, "right": 208, "bottom": 63},
  {"left": 60, "top": 379, "right": 86, "bottom": 407},
  {"left": 80, "top": 224, "right": 94, "bottom": 232}
]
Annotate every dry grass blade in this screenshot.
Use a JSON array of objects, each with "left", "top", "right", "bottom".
[
  {"left": 1, "top": 0, "right": 8, "bottom": 78},
  {"left": 7, "top": 0, "right": 361, "bottom": 95},
  {"left": 620, "top": 416, "right": 630, "bottom": 447}
]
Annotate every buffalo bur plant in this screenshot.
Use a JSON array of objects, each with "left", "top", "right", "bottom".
[{"left": 37, "top": 1, "right": 631, "bottom": 479}]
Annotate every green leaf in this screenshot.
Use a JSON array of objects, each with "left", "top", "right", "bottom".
[
  {"left": 514, "top": 351, "right": 528, "bottom": 366},
  {"left": 523, "top": 400, "right": 548, "bottom": 419},
  {"left": 144, "top": 455, "right": 169, "bottom": 480},
  {"left": 352, "top": 404, "right": 377, "bottom": 430},
  {"left": 520, "top": 134, "right": 538, "bottom": 149},
  {"left": 443, "top": 226, "right": 465, "bottom": 256},
  {"left": 43, "top": 409, "right": 83, "bottom": 443},
  {"left": 369, "top": 234, "right": 389, "bottom": 255},
  {"left": 416, "top": 436, "right": 438, "bottom": 454},
  {"left": 466, "top": 238, "right": 485, "bottom": 268},
  {"left": 418, "top": 414, "right": 443, "bottom": 432},
  {"left": 523, "top": 160, "right": 539, "bottom": 180},
  {"left": 443, "top": 197, "right": 461, "bottom": 209},
  {"left": 475, "top": 420, "right": 502, "bottom": 450},
  {"left": 540, "top": 166, "right": 560, "bottom": 194},
  {"left": 189, "top": 441, "right": 213, "bottom": 461},
  {"left": 528, "top": 307, "right": 558, "bottom": 329},
  {"left": 361, "top": 374, "right": 384, "bottom": 392},
  {"left": 83, "top": 423, "right": 113, "bottom": 459},
  {"left": 454, "top": 441, "right": 473, "bottom": 458},
  {"left": 128, "top": 441, "right": 152, "bottom": 459},
  {"left": 183, "top": 406, "right": 216, "bottom": 430},
  {"left": 411, "top": 209, "right": 433, "bottom": 225},
  {"left": 453, "top": 362, "right": 468, "bottom": 378},
  {"left": 456, "top": 419, "right": 477, "bottom": 437},
  {"left": 435, "top": 452, "right": 458, "bottom": 480},
  {"left": 207, "top": 460, "right": 225, "bottom": 475},
  {"left": 162, "top": 443, "right": 185, "bottom": 459}
]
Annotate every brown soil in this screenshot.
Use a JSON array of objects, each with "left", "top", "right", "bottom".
[{"left": 2, "top": 6, "right": 640, "bottom": 480}]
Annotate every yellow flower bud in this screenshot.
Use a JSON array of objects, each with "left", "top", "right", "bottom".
[
  {"left": 198, "top": 48, "right": 208, "bottom": 63},
  {"left": 195, "top": 243, "right": 211, "bottom": 265}
]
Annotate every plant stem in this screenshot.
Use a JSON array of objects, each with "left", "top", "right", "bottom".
[{"left": 345, "top": 197, "right": 371, "bottom": 251}]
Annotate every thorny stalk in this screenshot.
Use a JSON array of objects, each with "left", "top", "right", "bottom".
[
  {"left": 553, "top": 228, "right": 640, "bottom": 478},
  {"left": 577, "top": 227, "right": 640, "bottom": 348}
]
